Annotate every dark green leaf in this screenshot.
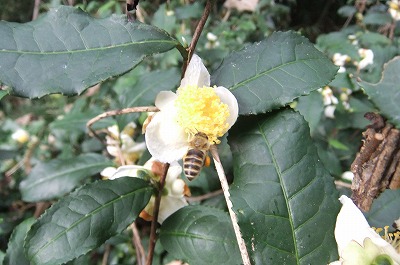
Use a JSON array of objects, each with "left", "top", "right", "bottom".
[
  {"left": 316, "top": 32, "right": 359, "bottom": 59},
  {"left": 20, "top": 153, "right": 113, "bottom": 202},
  {"left": 0, "top": 6, "right": 178, "bottom": 98},
  {"left": 25, "top": 178, "right": 153, "bottom": 265},
  {"left": 159, "top": 206, "right": 241, "bottom": 265},
  {"left": 212, "top": 31, "right": 338, "bottom": 115},
  {"left": 295, "top": 90, "right": 324, "bottom": 135},
  {"left": 337, "top": 5, "right": 356, "bottom": 17},
  {"left": 0, "top": 89, "right": 9, "bottom": 100},
  {"left": 50, "top": 111, "right": 114, "bottom": 133},
  {"left": 363, "top": 13, "right": 392, "bottom": 26},
  {"left": 360, "top": 56, "right": 400, "bottom": 127},
  {"left": 229, "top": 109, "right": 340, "bottom": 264},
  {"left": 3, "top": 218, "right": 35, "bottom": 265},
  {"left": 119, "top": 68, "right": 180, "bottom": 108},
  {"left": 365, "top": 190, "right": 400, "bottom": 229}
]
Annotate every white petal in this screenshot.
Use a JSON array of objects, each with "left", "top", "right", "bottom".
[
  {"left": 100, "top": 167, "right": 117, "bottom": 179},
  {"left": 145, "top": 111, "right": 188, "bottom": 163},
  {"left": 328, "top": 261, "right": 341, "bottom": 265},
  {"left": 158, "top": 196, "right": 187, "bottom": 223},
  {"left": 155, "top": 91, "right": 177, "bottom": 111},
  {"left": 165, "top": 162, "right": 183, "bottom": 183},
  {"left": 109, "top": 165, "right": 144, "bottom": 180},
  {"left": 180, "top": 54, "right": 210, "bottom": 88},
  {"left": 335, "top": 195, "right": 391, "bottom": 256},
  {"left": 214, "top": 86, "right": 239, "bottom": 129}
]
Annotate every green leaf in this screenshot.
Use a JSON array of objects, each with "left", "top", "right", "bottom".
[
  {"left": 118, "top": 68, "right": 180, "bottom": 108},
  {"left": 0, "top": 89, "right": 9, "bottom": 100},
  {"left": 0, "top": 6, "right": 178, "bottom": 98},
  {"left": 212, "top": 31, "right": 338, "bottom": 115},
  {"left": 360, "top": 56, "right": 400, "bottom": 127},
  {"left": 3, "top": 218, "right": 35, "bottom": 265},
  {"left": 159, "top": 206, "right": 241, "bottom": 265},
  {"left": 295, "top": 90, "right": 324, "bottom": 135},
  {"left": 328, "top": 138, "right": 349, "bottom": 151},
  {"left": 229, "top": 109, "right": 340, "bottom": 264},
  {"left": 20, "top": 153, "right": 113, "bottom": 202},
  {"left": 49, "top": 111, "right": 114, "bottom": 133},
  {"left": 25, "top": 178, "right": 153, "bottom": 265},
  {"left": 365, "top": 190, "right": 400, "bottom": 229}
]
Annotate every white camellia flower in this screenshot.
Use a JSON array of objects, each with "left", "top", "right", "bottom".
[
  {"left": 357, "top": 48, "right": 374, "bottom": 70},
  {"left": 145, "top": 54, "right": 238, "bottom": 163},
  {"left": 106, "top": 122, "right": 146, "bottom": 165},
  {"left": 101, "top": 158, "right": 188, "bottom": 224},
  {"left": 330, "top": 195, "right": 400, "bottom": 265},
  {"left": 11, "top": 128, "right": 30, "bottom": 144}
]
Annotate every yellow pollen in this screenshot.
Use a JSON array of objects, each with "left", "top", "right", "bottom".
[
  {"left": 375, "top": 226, "right": 400, "bottom": 252},
  {"left": 175, "top": 85, "right": 230, "bottom": 144}
]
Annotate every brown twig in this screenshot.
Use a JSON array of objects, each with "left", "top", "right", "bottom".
[
  {"left": 32, "top": 0, "right": 41, "bottom": 20},
  {"left": 185, "top": 189, "right": 223, "bottom": 203},
  {"left": 131, "top": 222, "right": 146, "bottom": 265},
  {"left": 181, "top": 0, "right": 213, "bottom": 77},
  {"left": 210, "top": 146, "right": 251, "bottom": 265},
  {"left": 86, "top": 106, "right": 159, "bottom": 144},
  {"left": 146, "top": 163, "right": 170, "bottom": 265},
  {"left": 101, "top": 244, "right": 111, "bottom": 265}
]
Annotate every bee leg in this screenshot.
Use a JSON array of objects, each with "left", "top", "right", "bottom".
[{"left": 204, "top": 155, "right": 211, "bottom": 167}]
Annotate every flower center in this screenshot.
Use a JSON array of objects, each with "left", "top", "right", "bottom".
[{"left": 175, "top": 85, "right": 230, "bottom": 144}]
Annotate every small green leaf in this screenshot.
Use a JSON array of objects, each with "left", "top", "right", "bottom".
[
  {"left": 328, "top": 138, "right": 349, "bottom": 151},
  {"left": 360, "top": 56, "right": 400, "bottom": 127},
  {"left": 3, "top": 218, "right": 35, "bottom": 265},
  {"left": 20, "top": 153, "right": 113, "bottom": 202},
  {"left": 25, "top": 178, "right": 153, "bottom": 265},
  {"left": 0, "top": 6, "right": 178, "bottom": 98},
  {"left": 365, "top": 190, "right": 400, "bottom": 229},
  {"left": 159, "top": 206, "right": 241, "bottom": 265},
  {"left": 295, "top": 90, "right": 324, "bottom": 135},
  {"left": 0, "top": 89, "right": 9, "bottom": 100},
  {"left": 229, "top": 109, "right": 340, "bottom": 264},
  {"left": 212, "top": 31, "right": 338, "bottom": 115}
]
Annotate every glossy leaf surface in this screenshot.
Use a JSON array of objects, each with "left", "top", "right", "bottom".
[
  {"left": 0, "top": 6, "right": 178, "bottom": 98},
  {"left": 211, "top": 31, "right": 338, "bottom": 115},
  {"left": 360, "top": 56, "right": 400, "bottom": 127},
  {"left": 229, "top": 109, "right": 340, "bottom": 264},
  {"left": 20, "top": 153, "right": 113, "bottom": 202},
  {"left": 159, "top": 206, "right": 241, "bottom": 265},
  {"left": 25, "top": 178, "right": 153, "bottom": 265}
]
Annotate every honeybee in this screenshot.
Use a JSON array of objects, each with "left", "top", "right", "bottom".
[{"left": 183, "top": 132, "right": 211, "bottom": 181}]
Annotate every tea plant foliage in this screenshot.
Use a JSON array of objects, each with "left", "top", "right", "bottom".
[
  {"left": 212, "top": 31, "right": 338, "bottom": 115},
  {"left": 0, "top": 6, "right": 178, "bottom": 98},
  {"left": 24, "top": 178, "right": 153, "bottom": 265}
]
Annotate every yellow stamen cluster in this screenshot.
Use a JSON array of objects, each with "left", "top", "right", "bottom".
[
  {"left": 175, "top": 85, "right": 230, "bottom": 144},
  {"left": 373, "top": 226, "right": 400, "bottom": 252}
]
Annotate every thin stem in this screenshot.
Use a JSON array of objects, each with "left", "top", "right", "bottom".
[
  {"left": 86, "top": 106, "right": 159, "bottom": 144},
  {"left": 181, "top": 0, "right": 213, "bottom": 77},
  {"left": 101, "top": 244, "right": 111, "bottom": 265},
  {"left": 32, "top": 0, "right": 41, "bottom": 20},
  {"left": 145, "top": 163, "right": 170, "bottom": 265},
  {"left": 210, "top": 146, "right": 251, "bottom": 265},
  {"left": 185, "top": 189, "right": 223, "bottom": 203},
  {"left": 131, "top": 222, "right": 145, "bottom": 265}
]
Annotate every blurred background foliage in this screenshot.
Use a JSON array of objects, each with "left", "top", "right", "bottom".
[{"left": 1, "top": 0, "right": 400, "bottom": 264}]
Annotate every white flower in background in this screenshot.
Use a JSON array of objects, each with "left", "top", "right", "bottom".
[
  {"left": 340, "top": 87, "right": 353, "bottom": 111},
  {"left": 320, "top": 87, "right": 338, "bottom": 119},
  {"left": 357, "top": 48, "right": 374, "bottom": 70},
  {"left": 11, "top": 128, "right": 30, "bottom": 144},
  {"left": 145, "top": 54, "right": 238, "bottom": 163},
  {"left": 341, "top": 171, "right": 354, "bottom": 182},
  {"left": 332, "top": 53, "right": 351, "bottom": 73},
  {"left": 224, "top": 0, "right": 259, "bottom": 12},
  {"left": 101, "top": 158, "right": 189, "bottom": 224},
  {"left": 106, "top": 122, "right": 146, "bottom": 165},
  {"left": 388, "top": 0, "right": 400, "bottom": 21},
  {"left": 324, "top": 105, "right": 336, "bottom": 119},
  {"left": 348, "top": 34, "right": 359, "bottom": 45},
  {"left": 205, "top": 32, "right": 220, "bottom": 49},
  {"left": 329, "top": 195, "right": 400, "bottom": 265}
]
